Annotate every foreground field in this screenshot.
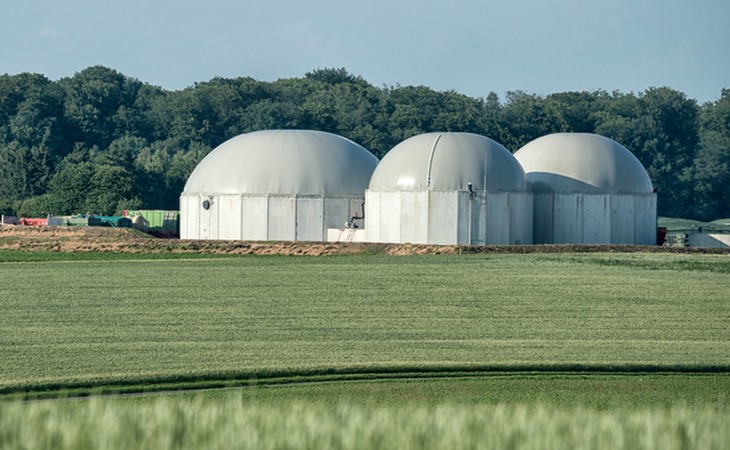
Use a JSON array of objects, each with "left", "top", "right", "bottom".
[
  {"left": 2, "top": 375, "right": 729, "bottom": 449},
  {"left": 2, "top": 398, "right": 728, "bottom": 450},
  {"left": 1, "top": 249, "right": 729, "bottom": 449},
  {"left": 1, "top": 251, "right": 728, "bottom": 394}
]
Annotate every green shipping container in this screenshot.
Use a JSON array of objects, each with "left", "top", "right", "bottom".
[
  {"left": 66, "top": 216, "right": 102, "bottom": 227},
  {"left": 48, "top": 216, "right": 72, "bottom": 226},
  {"left": 124, "top": 210, "right": 179, "bottom": 235},
  {"left": 97, "top": 216, "right": 132, "bottom": 228}
]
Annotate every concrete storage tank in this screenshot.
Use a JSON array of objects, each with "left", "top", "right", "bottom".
[
  {"left": 180, "top": 130, "right": 379, "bottom": 241},
  {"left": 514, "top": 133, "right": 657, "bottom": 245},
  {"left": 365, "top": 132, "right": 532, "bottom": 245}
]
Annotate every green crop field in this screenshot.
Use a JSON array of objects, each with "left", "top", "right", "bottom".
[{"left": 1, "top": 251, "right": 729, "bottom": 449}]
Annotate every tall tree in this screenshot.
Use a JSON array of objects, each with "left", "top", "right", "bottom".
[
  {"left": 387, "top": 86, "right": 489, "bottom": 144},
  {"left": 481, "top": 92, "right": 503, "bottom": 142},
  {"left": 545, "top": 91, "right": 610, "bottom": 133},
  {"left": 45, "top": 159, "right": 96, "bottom": 215},
  {"left": 692, "top": 89, "right": 730, "bottom": 220},
  {"left": 164, "top": 144, "right": 208, "bottom": 208},
  {"left": 0, "top": 73, "right": 56, "bottom": 139},
  {"left": 596, "top": 88, "right": 699, "bottom": 217},
  {"left": 60, "top": 66, "right": 142, "bottom": 149},
  {"left": 0, "top": 142, "right": 49, "bottom": 201},
  {"left": 498, "top": 91, "right": 568, "bottom": 151},
  {"left": 84, "top": 164, "right": 137, "bottom": 215}
]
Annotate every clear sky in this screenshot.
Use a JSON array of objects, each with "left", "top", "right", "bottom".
[{"left": 2, "top": 0, "right": 728, "bottom": 103}]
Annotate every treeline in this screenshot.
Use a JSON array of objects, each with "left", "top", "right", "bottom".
[{"left": 1, "top": 66, "right": 728, "bottom": 220}]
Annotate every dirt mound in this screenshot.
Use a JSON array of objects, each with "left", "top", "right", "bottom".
[
  {"left": 1, "top": 225, "right": 728, "bottom": 255},
  {"left": 0, "top": 225, "right": 151, "bottom": 240}
]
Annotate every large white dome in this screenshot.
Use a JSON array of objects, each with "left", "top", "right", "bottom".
[
  {"left": 514, "top": 133, "right": 653, "bottom": 194},
  {"left": 368, "top": 132, "right": 527, "bottom": 192},
  {"left": 183, "top": 130, "right": 379, "bottom": 196}
]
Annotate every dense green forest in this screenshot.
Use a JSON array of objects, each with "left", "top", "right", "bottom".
[{"left": 1, "top": 66, "right": 728, "bottom": 220}]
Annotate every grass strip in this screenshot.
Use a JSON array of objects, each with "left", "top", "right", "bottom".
[{"left": 4, "top": 363, "right": 729, "bottom": 400}]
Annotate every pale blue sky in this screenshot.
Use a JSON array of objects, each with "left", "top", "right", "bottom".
[{"left": 2, "top": 0, "right": 728, "bottom": 103}]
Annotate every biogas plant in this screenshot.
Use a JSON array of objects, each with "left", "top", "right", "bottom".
[{"left": 180, "top": 130, "right": 657, "bottom": 246}]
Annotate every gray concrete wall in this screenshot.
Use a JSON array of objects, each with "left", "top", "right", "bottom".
[
  {"left": 365, "top": 190, "right": 531, "bottom": 245},
  {"left": 532, "top": 193, "right": 554, "bottom": 245},
  {"left": 485, "top": 192, "right": 510, "bottom": 245},
  {"left": 180, "top": 194, "right": 362, "bottom": 241},
  {"left": 581, "top": 195, "right": 610, "bottom": 244},
  {"left": 610, "top": 194, "right": 635, "bottom": 244},
  {"left": 218, "top": 195, "right": 242, "bottom": 240},
  {"left": 295, "top": 197, "right": 323, "bottom": 241},
  {"left": 241, "top": 196, "right": 268, "bottom": 240},
  {"left": 429, "top": 191, "right": 458, "bottom": 245},
  {"left": 509, "top": 191, "right": 533, "bottom": 245},
  {"left": 635, "top": 195, "right": 657, "bottom": 245},
  {"left": 531, "top": 192, "right": 656, "bottom": 245},
  {"left": 553, "top": 194, "right": 581, "bottom": 244},
  {"left": 688, "top": 233, "right": 730, "bottom": 248}
]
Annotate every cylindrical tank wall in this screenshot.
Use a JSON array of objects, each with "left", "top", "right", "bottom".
[{"left": 365, "top": 190, "right": 533, "bottom": 245}]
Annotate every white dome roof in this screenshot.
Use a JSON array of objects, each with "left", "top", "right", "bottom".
[
  {"left": 514, "top": 133, "right": 654, "bottom": 194},
  {"left": 368, "top": 132, "right": 527, "bottom": 192},
  {"left": 183, "top": 130, "right": 379, "bottom": 196}
]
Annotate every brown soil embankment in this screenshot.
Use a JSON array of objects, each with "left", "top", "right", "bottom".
[{"left": 1, "top": 226, "right": 728, "bottom": 255}]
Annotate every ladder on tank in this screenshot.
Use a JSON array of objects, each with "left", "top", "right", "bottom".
[
  {"left": 336, "top": 227, "right": 358, "bottom": 242},
  {"left": 336, "top": 212, "right": 363, "bottom": 242}
]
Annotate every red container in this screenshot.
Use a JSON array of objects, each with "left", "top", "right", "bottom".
[{"left": 20, "top": 218, "right": 48, "bottom": 226}]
